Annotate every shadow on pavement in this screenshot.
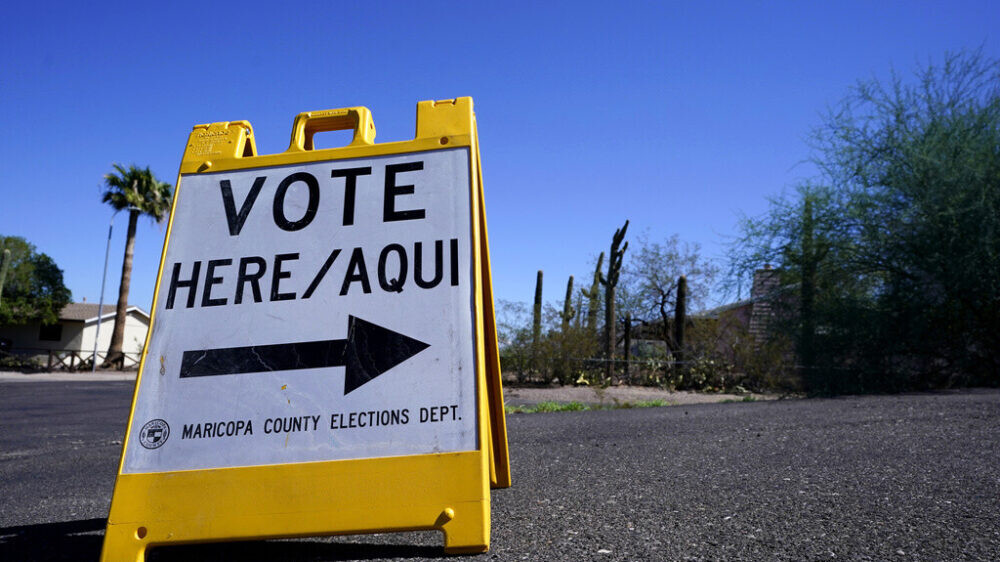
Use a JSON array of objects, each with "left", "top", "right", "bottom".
[
  {"left": 148, "top": 540, "right": 446, "bottom": 561},
  {"left": 0, "top": 518, "right": 448, "bottom": 561},
  {"left": 0, "top": 518, "right": 105, "bottom": 561}
]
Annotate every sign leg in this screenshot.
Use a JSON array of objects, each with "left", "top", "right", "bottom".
[
  {"left": 100, "top": 523, "right": 148, "bottom": 562},
  {"left": 439, "top": 502, "right": 489, "bottom": 554}
]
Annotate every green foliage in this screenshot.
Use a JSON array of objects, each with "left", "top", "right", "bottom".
[
  {"left": 496, "top": 299, "right": 534, "bottom": 383},
  {"left": 531, "top": 401, "right": 588, "bottom": 413},
  {"left": 499, "top": 225, "right": 762, "bottom": 394},
  {"left": 497, "top": 293, "right": 765, "bottom": 392},
  {"left": 676, "top": 313, "right": 795, "bottom": 392},
  {"left": 0, "top": 249, "right": 11, "bottom": 303},
  {"left": 499, "top": 230, "right": 745, "bottom": 392},
  {"left": 730, "top": 50, "right": 1000, "bottom": 393},
  {"left": 632, "top": 399, "right": 669, "bottom": 408},
  {"left": 497, "top": 297, "right": 600, "bottom": 385},
  {"left": 0, "top": 353, "right": 44, "bottom": 372},
  {"left": 503, "top": 399, "right": 670, "bottom": 414},
  {"left": 102, "top": 164, "right": 173, "bottom": 220},
  {"left": 0, "top": 236, "right": 72, "bottom": 325}
]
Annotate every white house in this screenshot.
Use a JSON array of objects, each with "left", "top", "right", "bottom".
[{"left": 0, "top": 302, "right": 150, "bottom": 368}]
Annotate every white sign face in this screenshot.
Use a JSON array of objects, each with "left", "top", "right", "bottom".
[{"left": 123, "top": 148, "right": 477, "bottom": 473}]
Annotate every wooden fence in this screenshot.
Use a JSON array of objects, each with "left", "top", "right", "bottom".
[{"left": 0, "top": 347, "right": 142, "bottom": 371}]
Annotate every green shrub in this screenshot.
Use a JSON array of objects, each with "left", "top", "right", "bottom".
[{"left": 0, "top": 354, "right": 43, "bottom": 372}]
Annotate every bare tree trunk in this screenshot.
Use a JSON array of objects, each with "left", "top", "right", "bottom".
[
  {"left": 658, "top": 295, "right": 672, "bottom": 353},
  {"left": 623, "top": 313, "right": 631, "bottom": 384},
  {"left": 106, "top": 209, "right": 138, "bottom": 369},
  {"left": 674, "top": 275, "right": 687, "bottom": 366}
]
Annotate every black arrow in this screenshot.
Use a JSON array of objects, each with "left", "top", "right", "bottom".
[{"left": 178, "top": 316, "right": 430, "bottom": 395}]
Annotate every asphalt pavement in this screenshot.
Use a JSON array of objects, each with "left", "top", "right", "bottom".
[{"left": 1, "top": 380, "right": 998, "bottom": 561}]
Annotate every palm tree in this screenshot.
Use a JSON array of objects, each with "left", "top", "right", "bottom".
[{"left": 101, "top": 164, "right": 173, "bottom": 368}]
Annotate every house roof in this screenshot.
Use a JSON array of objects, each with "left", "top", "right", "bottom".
[
  {"left": 694, "top": 298, "right": 753, "bottom": 320},
  {"left": 59, "top": 303, "right": 150, "bottom": 323}
]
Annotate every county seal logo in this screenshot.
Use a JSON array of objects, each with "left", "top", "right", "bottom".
[{"left": 139, "top": 419, "right": 170, "bottom": 449}]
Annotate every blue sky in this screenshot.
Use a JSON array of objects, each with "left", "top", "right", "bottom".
[{"left": 1, "top": 1, "right": 996, "bottom": 313}]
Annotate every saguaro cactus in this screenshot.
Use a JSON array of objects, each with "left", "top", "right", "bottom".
[
  {"left": 600, "top": 221, "right": 629, "bottom": 382},
  {"left": 674, "top": 275, "right": 687, "bottom": 366},
  {"left": 0, "top": 249, "right": 10, "bottom": 307},
  {"left": 531, "top": 270, "right": 543, "bottom": 374},
  {"left": 573, "top": 293, "right": 584, "bottom": 329},
  {"left": 560, "top": 276, "right": 575, "bottom": 329},
  {"left": 557, "top": 275, "right": 576, "bottom": 385},
  {"left": 580, "top": 252, "right": 604, "bottom": 334}
]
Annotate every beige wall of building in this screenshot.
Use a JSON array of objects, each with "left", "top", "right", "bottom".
[{"left": 0, "top": 304, "right": 149, "bottom": 368}]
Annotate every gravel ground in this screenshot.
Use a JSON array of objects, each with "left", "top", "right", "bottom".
[
  {"left": 503, "top": 385, "right": 769, "bottom": 407},
  {"left": 4, "top": 379, "right": 998, "bottom": 560}
]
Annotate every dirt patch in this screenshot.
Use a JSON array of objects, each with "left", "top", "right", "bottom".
[
  {"left": 502, "top": 385, "right": 770, "bottom": 407},
  {"left": 1, "top": 371, "right": 772, "bottom": 408},
  {"left": 0, "top": 370, "right": 137, "bottom": 382}
]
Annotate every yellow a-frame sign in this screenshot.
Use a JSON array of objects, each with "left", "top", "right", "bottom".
[{"left": 101, "top": 97, "right": 510, "bottom": 561}]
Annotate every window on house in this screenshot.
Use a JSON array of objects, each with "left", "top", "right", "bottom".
[{"left": 39, "top": 323, "right": 63, "bottom": 342}]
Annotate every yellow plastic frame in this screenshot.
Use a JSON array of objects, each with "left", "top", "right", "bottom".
[{"left": 101, "top": 98, "right": 510, "bottom": 561}]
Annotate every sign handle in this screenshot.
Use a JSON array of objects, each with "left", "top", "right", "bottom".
[{"left": 288, "top": 107, "right": 376, "bottom": 151}]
